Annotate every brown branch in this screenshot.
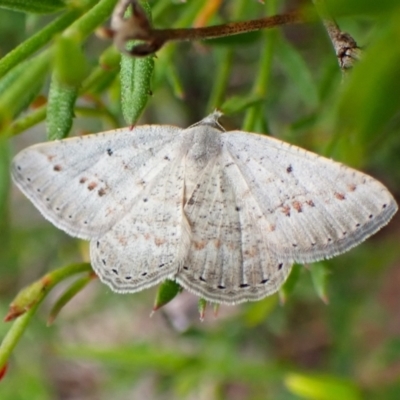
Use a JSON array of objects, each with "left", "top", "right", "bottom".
[{"left": 110, "top": 0, "right": 310, "bottom": 57}]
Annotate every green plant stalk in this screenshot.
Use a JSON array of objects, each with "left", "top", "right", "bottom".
[
  {"left": 243, "top": 0, "right": 278, "bottom": 131},
  {"left": 0, "top": 50, "right": 50, "bottom": 128},
  {"left": 7, "top": 106, "right": 47, "bottom": 137},
  {"left": 0, "top": 7, "right": 82, "bottom": 79},
  {"left": 206, "top": 48, "right": 234, "bottom": 112},
  {"left": 0, "top": 262, "right": 92, "bottom": 369},
  {"left": 0, "top": 0, "right": 66, "bottom": 14},
  {"left": 63, "top": 0, "right": 119, "bottom": 41},
  {"left": 6, "top": 44, "right": 121, "bottom": 138},
  {"left": 0, "top": 302, "right": 41, "bottom": 373},
  {"left": 205, "top": 0, "right": 247, "bottom": 113},
  {"left": 75, "top": 106, "right": 119, "bottom": 128},
  {"left": 47, "top": 272, "right": 95, "bottom": 325}
]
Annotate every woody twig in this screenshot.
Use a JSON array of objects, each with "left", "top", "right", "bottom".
[{"left": 109, "top": 0, "right": 308, "bottom": 57}]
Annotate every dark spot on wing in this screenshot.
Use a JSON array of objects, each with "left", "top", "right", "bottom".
[
  {"left": 53, "top": 165, "right": 62, "bottom": 171},
  {"left": 87, "top": 182, "right": 97, "bottom": 191},
  {"left": 141, "top": 272, "right": 147, "bottom": 276},
  {"left": 239, "top": 283, "right": 249, "bottom": 288},
  {"left": 143, "top": 198, "right": 148, "bottom": 202},
  {"left": 158, "top": 263, "right": 165, "bottom": 268},
  {"left": 261, "top": 279, "right": 269, "bottom": 284},
  {"left": 334, "top": 192, "right": 345, "bottom": 200},
  {"left": 217, "top": 285, "right": 226, "bottom": 289},
  {"left": 102, "top": 259, "right": 106, "bottom": 265},
  {"left": 278, "top": 263, "right": 283, "bottom": 270},
  {"left": 286, "top": 165, "right": 292, "bottom": 173},
  {"left": 107, "top": 148, "right": 113, "bottom": 156}
]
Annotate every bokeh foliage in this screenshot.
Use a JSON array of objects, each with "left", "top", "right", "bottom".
[{"left": 0, "top": 0, "right": 400, "bottom": 399}]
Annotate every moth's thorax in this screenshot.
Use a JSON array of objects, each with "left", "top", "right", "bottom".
[{"left": 184, "top": 125, "right": 222, "bottom": 165}]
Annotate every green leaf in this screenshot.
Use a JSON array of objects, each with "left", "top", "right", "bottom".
[
  {"left": 220, "top": 94, "right": 265, "bottom": 115},
  {"left": 120, "top": 0, "right": 154, "bottom": 125},
  {"left": 279, "top": 263, "right": 302, "bottom": 303},
  {"left": 46, "top": 35, "right": 89, "bottom": 139},
  {"left": 53, "top": 35, "right": 89, "bottom": 87},
  {"left": 0, "top": 52, "right": 49, "bottom": 128},
  {"left": 285, "top": 373, "right": 362, "bottom": 400},
  {"left": 325, "top": 0, "right": 398, "bottom": 17},
  {"left": 276, "top": 35, "right": 319, "bottom": 109},
  {"left": 243, "top": 295, "right": 278, "bottom": 327},
  {"left": 153, "top": 280, "right": 182, "bottom": 311},
  {"left": 47, "top": 272, "right": 95, "bottom": 325},
  {"left": 46, "top": 76, "right": 78, "bottom": 140},
  {"left": 0, "top": 7, "right": 82, "bottom": 79},
  {"left": 336, "top": 19, "right": 400, "bottom": 163},
  {"left": 0, "top": 0, "right": 66, "bottom": 14},
  {"left": 310, "top": 262, "right": 330, "bottom": 303},
  {"left": 198, "top": 298, "right": 207, "bottom": 320}
]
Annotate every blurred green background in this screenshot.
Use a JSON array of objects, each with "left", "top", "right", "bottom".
[{"left": 0, "top": 0, "right": 400, "bottom": 399}]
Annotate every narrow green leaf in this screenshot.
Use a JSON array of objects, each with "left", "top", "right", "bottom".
[
  {"left": 0, "top": 0, "right": 66, "bottom": 14},
  {"left": 0, "top": 139, "right": 10, "bottom": 218},
  {"left": 325, "top": 0, "right": 398, "bottom": 17},
  {"left": 336, "top": 20, "right": 400, "bottom": 161},
  {"left": 276, "top": 35, "right": 319, "bottom": 109},
  {"left": 47, "top": 273, "right": 95, "bottom": 325},
  {"left": 120, "top": 0, "right": 154, "bottom": 125},
  {"left": 0, "top": 52, "right": 49, "bottom": 128},
  {"left": 0, "top": 6, "right": 86, "bottom": 79},
  {"left": 165, "top": 62, "right": 185, "bottom": 100},
  {"left": 0, "top": 263, "right": 92, "bottom": 370},
  {"left": 309, "top": 262, "right": 330, "bottom": 304},
  {"left": 285, "top": 372, "right": 362, "bottom": 400},
  {"left": 47, "top": 77, "right": 78, "bottom": 140},
  {"left": 221, "top": 94, "right": 265, "bottom": 115},
  {"left": 198, "top": 298, "right": 207, "bottom": 320},
  {"left": 47, "top": 34, "right": 89, "bottom": 140},
  {"left": 54, "top": 35, "right": 89, "bottom": 87},
  {"left": 243, "top": 295, "right": 278, "bottom": 327},
  {"left": 153, "top": 280, "right": 182, "bottom": 311},
  {"left": 279, "top": 263, "right": 302, "bottom": 304}
]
